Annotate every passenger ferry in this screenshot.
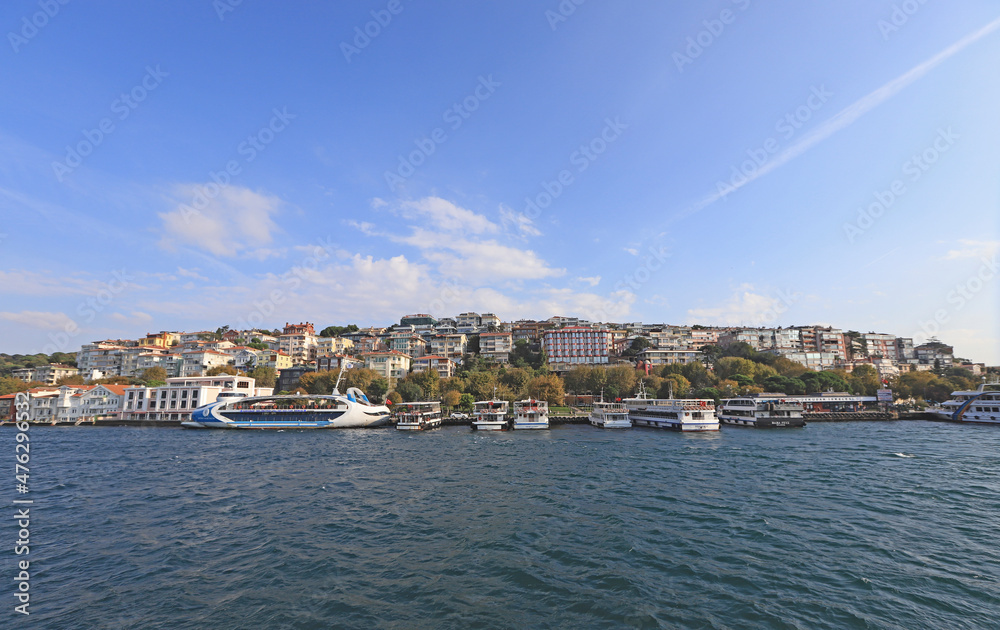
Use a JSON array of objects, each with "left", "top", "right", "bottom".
[
  {"left": 395, "top": 401, "right": 443, "bottom": 430},
  {"left": 472, "top": 399, "right": 509, "bottom": 431},
  {"left": 624, "top": 383, "right": 718, "bottom": 431},
  {"left": 717, "top": 394, "right": 806, "bottom": 428},
  {"left": 588, "top": 401, "right": 631, "bottom": 429},
  {"left": 511, "top": 399, "right": 549, "bottom": 430},
  {"left": 183, "top": 365, "right": 390, "bottom": 429},
  {"left": 928, "top": 382, "right": 1000, "bottom": 424},
  {"left": 183, "top": 388, "right": 390, "bottom": 429}
]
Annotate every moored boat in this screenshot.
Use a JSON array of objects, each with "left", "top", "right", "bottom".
[
  {"left": 182, "top": 387, "right": 390, "bottom": 429},
  {"left": 588, "top": 401, "right": 631, "bottom": 428},
  {"left": 625, "top": 397, "right": 719, "bottom": 431},
  {"left": 718, "top": 394, "right": 805, "bottom": 428},
  {"left": 395, "top": 401, "right": 443, "bottom": 430},
  {"left": 928, "top": 382, "right": 1000, "bottom": 424},
  {"left": 472, "top": 399, "right": 508, "bottom": 431},
  {"left": 511, "top": 399, "right": 549, "bottom": 430}
]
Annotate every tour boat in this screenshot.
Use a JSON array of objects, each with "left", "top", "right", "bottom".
[
  {"left": 588, "top": 401, "right": 631, "bottom": 428},
  {"left": 472, "top": 399, "right": 508, "bottom": 431},
  {"left": 183, "top": 364, "right": 390, "bottom": 429},
  {"left": 928, "top": 382, "right": 1000, "bottom": 424},
  {"left": 511, "top": 399, "right": 549, "bottom": 430},
  {"left": 717, "top": 394, "right": 806, "bottom": 428},
  {"left": 624, "top": 382, "right": 718, "bottom": 432},
  {"left": 395, "top": 401, "right": 443, "bottom": 430}
]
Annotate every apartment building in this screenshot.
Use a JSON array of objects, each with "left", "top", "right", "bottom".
[
  {"left": 479, "top": 332, "right": 513, "bottom": 363},
  {"left": 412, "top": 355, "right": 457, "bottom": 379},
  {"left": 543, "top": 327, "right": 612, "bottom": 370},
  {"left": 122, "top": 375, "right": 271, "bottom": 422},
  {"left": 361, "top": 350, "right": 412, "bottom": 385}
]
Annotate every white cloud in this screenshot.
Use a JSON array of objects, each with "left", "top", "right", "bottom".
[
  {"left": 370, "top": 197, "right": 388, "bottom": 209},
  {"left": 499, "top": 203, "right": 541, "bottom": 237},
  {"left": 0, "top": 310, "right": 76, "bottom": 330},
  {"left": 400, "top": 196, "right": 498, "bottom": 234},
  {"left": 110, "top": 311, "right": 153, "bottom": 324},
  {"left": 159, "top": 185, "right": 283, "bottom": 257},
  {"left": 0, "top": 269, "right": 106, "bottom": 296},
  {"left": 942, "top": 240, "right": 1000, "bottom": 260},
  {"left": 687, "top": 285, "right": 788, "bottom": 326},
  {"left": 577, "top": 275, "right": 601, "bottom": 286},
  {"left": 624, "top": 247, "right": 639, "bottom": 256},
  {"left": 176, "top": 267, "right": 209, "bottom": 281}
]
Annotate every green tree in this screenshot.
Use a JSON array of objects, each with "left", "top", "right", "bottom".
[
  {"left": 509, "top": 339, "right": 545, "bottom": 369},
  {"left": 526, "top": 373, "right": 565, "bottom": 405},
  {"left": 247, "top": 366, "right": 277, "bottom": 388},
  {"left": 206, "top": 365, "right": 240, "bottom": 376},
  {"left": 56, "top": 374, "right": 86, "bottom": 386},
  {"left": 407, "top": 368, "right": 440, "bottom": 400},
  {"left": 319, "top": 324, "right": 359, "bottom": 337},
  {"left": 465, "top": 371, "right": 497, "bottom": 400},
  {"left": 396, "top": 381, "right": 424, "bottom": 402},
  {"left": 498, "top": 367, "right": 532, "bottom": 398},
  {"left": 138, "top": 366, "right": 168, "bottom": 386},
  {"left": 458, "top": 393, "right": 475, "bottom": 412},
  {"left": 761, "top": 375, "right": 806, "bottom": 395},
  {"left": 386, "top": 390, "right": 403, "bottom": 405},
  {"left": 563, "top": 366, "right": 592, "bottom": 394},
  {"left": 657, "top": 374, "right": 690, "bottom": 398},
  {"left": 367, "top": 377, "right": 389, "bottom": 403},
  {"left": 604, "top": 365, "right": 638, "bottom": 399},
  {"left": 848, "top": 364, "right": 881, "bottom": 396},
  {"left": 694, "top": 387, "right": 722, "bottom": 404},
  {"left": 442, "top": 389, "right": 461, "bottom": 410}
]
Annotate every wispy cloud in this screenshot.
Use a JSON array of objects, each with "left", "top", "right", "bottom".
[
  {"left": 942, "top": 239, "right": 1000, "bottom": 260},
  {"left": 159, "top": 185, "right": 284, "bottom": 257}
]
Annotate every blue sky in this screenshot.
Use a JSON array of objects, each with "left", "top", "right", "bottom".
[{"left": 1, "top": 0, "right": 998, "bottom": 364}]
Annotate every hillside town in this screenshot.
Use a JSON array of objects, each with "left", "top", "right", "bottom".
[{"left": 0, "top": 313, "right": 991, "bottom": 424}]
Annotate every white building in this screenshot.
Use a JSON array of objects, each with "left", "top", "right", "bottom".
[{"left": 121, "top": 375, "right": 272, "bottom": 422}]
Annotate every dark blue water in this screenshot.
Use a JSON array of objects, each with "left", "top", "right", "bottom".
[{"left": 5, "top": 421, "right": 999, "bottom": 629}]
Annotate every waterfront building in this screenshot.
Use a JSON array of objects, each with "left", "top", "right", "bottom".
[
  {"left": 543, "top": 326, "right": 612, "bottom": 370},
  {"left": 77, "top": 341, "right": 131, "bottom": 379},
  {"left": 277, "top": 366, "right": 314, "bottom": 392},
  {"left": 121, "top": 375, "right": 271, "bottom": 422},
  {"left": 479, "top": 332, "right": 513, "bottom": 363},
  {"left": 412, "top": 355, "right": 457, "bottom": 378}
]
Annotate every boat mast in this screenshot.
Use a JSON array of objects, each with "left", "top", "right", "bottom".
[{"left": 332, "top": 357, "right": 350, "bottom": 395}]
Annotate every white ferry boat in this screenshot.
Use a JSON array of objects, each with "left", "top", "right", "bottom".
[
  {"left": 511, "top": 399, "right": 549, "bottom": 430},
  {"left": 718, "top": 394, "right": 806, "bottom": 428},
  {"left": 183, "top": 364, "right": 390, "bottom": 429},
  {"left": 395, "top": 401, "right": 443, "bottom": 431},
  {"left": 183, "top": 387, "right": 390, "bottom": 429},
  {"left": 625, "top": 397, "right": 719, "bottom": 431},
  {"left": 928, "top": 382, "right": 1000, "bottom": 424},
  {"left": 588, "top": 401, "right": 631, "bottom": 428},
  {"left": 472, "top": 399, "right": 509, "bottom": 431}
]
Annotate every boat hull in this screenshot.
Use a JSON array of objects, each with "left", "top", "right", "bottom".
[
  {"left": 472, "top": 421, "right": 506, "bottom": 431},
  {"left": 185, "top": 398, "right": 391, "bottom": 429},
  {"left": 632, "top": 416, "right": 719, "bottom": 431},
  {"left": 511, "top": 421, "right": 548, "bottom": 430},
  {"left": 719, "top": 416, "right": 805, "bottom": 428}
]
